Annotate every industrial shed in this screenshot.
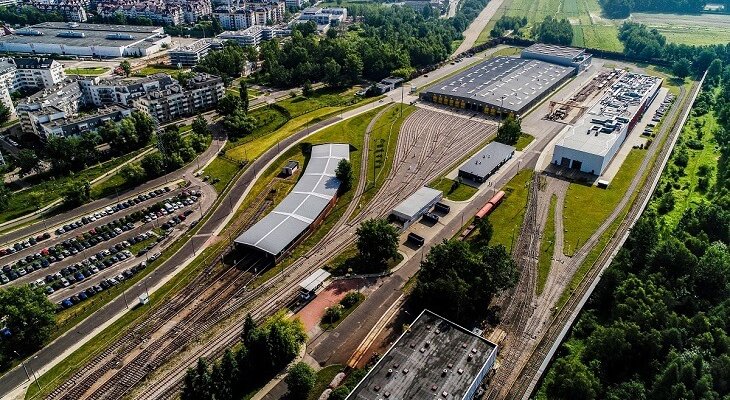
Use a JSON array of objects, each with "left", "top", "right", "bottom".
[
  {"left": 390, "top": 187, "right": 443, "bottom": 229},
  {"left": 552, "top": 72, "right": 661, "bottom": 175},
  {"left": 521, "top": 43, "right": 592, "bottom": 73},
  {"left": 234, "top": 143, "right": 349, "bottom": 259},
  {"left": 420, "top": 56, "right": 574, "bottom": 117},
  {"left": 458, "top": 142, "right": 515, "bottom": 183},
  {"left": 346, "top": 309, "right": 498, "bottom": 400}
]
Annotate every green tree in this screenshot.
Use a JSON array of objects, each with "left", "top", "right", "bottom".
[
  {"left": 329, "top": 386, "right": 350, "bottom": 400},
  {"left": 131, "top": 111, "right": 155, "bottom": 146},
  {"left": 239, "top": 81, "right": 250, "bottom": 112},
  {"left": 63, "top": 179, "right": 91, "bottom": 206},
  {"left": 324, "top": 304, "right": 344, "bottom": 324},
  {"left": 15, "top": 149, "right": 41, "bottom": 177},
  {"left": 0, "top": 182, "right": 10, "bottom": 212},
  {"left": 192, "top": 115, "right": 210, "bottom": 137},
  {"left": 533, "top": 16, "right": 573, "bottom": 45},
  {"left": 120, "top": 60, "right": 132, "bottom": 77},
  {"left": 545, "top": 357, "right": 601, "bottom": 400},
  {"left": 302, "top": 81, "right": 313, "bottom": 97},
  {"left": 216, "top": 94, "right": 242, "bottom": 117},
  {"left": 323, "top": 58, "right": 343, "bottom": 87},
  {"left": 355, "top": 218, "right": 399, "bottom": 270},
  {"left": 473, "top": 218, "right": 493, "bottom": 246},
  {"left": 495, "top": 115, "right": 521, "bottom": 145},
  {"left": 0, "top": 286, "right": 57, "bottom": 360},
  {"left": 335, "top": 158, "right": 353, "bottom": 192},
  {"left": 141, "top": 152, "right": 165, "bottom": 177},
  {"left": 214, "top": 349, "right": 238, "bottom": 400},
  {"left": 223, "top": 109, "right": 256, "bottom": 138},
  {"left": 119, "top": 163, "right": 146, "bottom": 185},
  {"left": 0, "top": 102, "right": 10, "bottom": 125},
  {"left": 672, "top": 58, "right": 691, "bottom": 80},
  {"left": 285, "top": 362, "right": 316, "bottom": 400},
  {"left": 181, "top": 358, "right": 213, "bottom": 400}
]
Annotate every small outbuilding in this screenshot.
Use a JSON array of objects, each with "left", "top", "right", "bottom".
[
  {"left": 282, "top": 160, "right": 299, "bottom": 176},
  {"left": 391, "top": 187, "right": 443, "bottom": 228},
  {"left": 458, "top": 142, "right": 515, "bottom": 183}
]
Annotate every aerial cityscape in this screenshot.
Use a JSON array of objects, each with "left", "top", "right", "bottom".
[{"left": 0, "top": 0, "right": 728, "bottom": 398}]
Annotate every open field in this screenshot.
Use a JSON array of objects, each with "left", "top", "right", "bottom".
[
  {"left": 536, "top": 194, "right": 556, "bottom": 295},
  {"left": 203, "top": 157, "right": 243, "bottom": 193},
  {"left": 430, "top": 178, "right": 478, "bottom": 201},
  {"left": 631, "top": 12, "right": 730, "bottom": 46},
  {"left": 64, "top": 67, "right": 109, "bottom": 76},
  {"left": 486, "top": 168, "right": 533, "bottom": 250},
  {"left": 134, "top": 65, "right": 183, "bottom": 77}
]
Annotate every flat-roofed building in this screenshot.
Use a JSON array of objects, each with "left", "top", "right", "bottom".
[
  {"left": 35, "top": 105, "right": 132, "bottom": 139},
  {"left": 169, "top": 38, "right": 224, "bottom": 67},
  {"left": 0, "top": 22, "right": 170, "bottom": 58},
  {"left": 521, "top": 43, "right": 592, "bottom": 73},
  {"left": 420, "top": 57, "right": 574, "bottom": 117},
  {"left": 12, "top": 57, "right": 67, "bottom": 90},
  {"left": 132, "top": 72, "right": 224, "bottom": 123},
  {"left": 390, "top": 186, "right": 442, "bottom": 228},
  {"left": 552, "top": 72, "right": 662, "bottom": 175},
  {"left": 217, "top": 24, "right": 287, "bottom": 46},
  {"left": 458, "top": 142, "right": 515, "bottom": 183},
  {"left": 346, "top": 309, "right": 498, "bottom": 400},
  {"left": 234, "top": 143, "right": 349, "bottom": 260}
]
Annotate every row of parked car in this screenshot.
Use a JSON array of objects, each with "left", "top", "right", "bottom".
[
  {"left": 29, "top": 231, "right": 158, "bottom": 295},
  {"left": 0, "top": 191, "right": 200, "bottom": 285},
  {"left": 56, "top": 259, "right": 154, "bottom": 311},
  {"left": 0, "top": 232, "right": 52, "bottom": 258}
]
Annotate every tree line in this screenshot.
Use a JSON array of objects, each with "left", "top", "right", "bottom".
[
  {"left": 538, "top": 62, "right": 730, "bottom": 400},
  {"left": 490, "top": 15, "right": 528, "bottom": 38},
  {"left": 0, "top": 5, "right": 63, "bottom": 25},
  {"left": 181, "top": 313, "right": 307, "bottom": 400},
  {"left": 599, "top": 0, "right": 706, "bottom": 19},
  {"left": 533, "top": 16, "right": 573, "bottom": 46}
]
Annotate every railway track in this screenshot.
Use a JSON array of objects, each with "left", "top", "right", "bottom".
[
  {"left": 492, "top": 79, "right": 702, "bottom": 399},
  {"left": 132, "top": 108, "right": 500, "bottom": 399}
]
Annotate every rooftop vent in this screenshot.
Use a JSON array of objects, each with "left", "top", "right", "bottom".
[
  {"left": 16, "top": 29, "right": 44, "bottom": 36},
  {"left": 107, "top": 33, "right": 134, "bottom": 40},
  {"left": 57, "top": 31, "right": 85, "bottom": 38}
]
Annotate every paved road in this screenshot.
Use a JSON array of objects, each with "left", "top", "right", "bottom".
[{"left": 453, "top": 0, "right": 505, "bottom": 55}]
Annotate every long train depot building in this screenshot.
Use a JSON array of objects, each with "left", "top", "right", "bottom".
[
  {"left": 551, "top": 72, "right": 662, "bottom": 175},
  {"left": 234, "top": 143, "right": 349, "bottom": 261},
  {"left": 419, "top": 44, "right": 592, "bottom": 118}
]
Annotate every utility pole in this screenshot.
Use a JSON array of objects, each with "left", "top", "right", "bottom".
[{"left": 13, "top": 351, "right": 30, "bottom": 381}]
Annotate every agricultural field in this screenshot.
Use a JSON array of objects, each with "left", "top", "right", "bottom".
[{"left": 630, "top": 12, "right": 730, "bottom": 46}]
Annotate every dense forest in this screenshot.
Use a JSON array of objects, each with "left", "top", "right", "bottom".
[
  {"left": 0, "top": 5, "right": 62, "bottom": 25},
  {"left": 598, "top": 0, "right": 707, "bottom": 18},
  {"left": 537, "top": 51, "right": 730, "bottom": 400},
  {"left": 258, "top": 0, "right": 487, "bottom": 88},
  {"left": 532, "top": 17, "right": 574, "bottom": 46}
]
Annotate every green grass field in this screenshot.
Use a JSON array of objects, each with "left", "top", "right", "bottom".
[
  {"left": 203, "top": 157, "right": 243, "bottom": 193},
  {"left": 562, "top": 148, "right": 645, "bottom": 256},
  {"left": 134, "top": 65, "right": 182, "bottom": 77},
  {"left": 536, "top": 194, "right": 557, "bottom": 295},
  {"left": 64, "top": 67, "right": 109, "bottom": 76},
  {"left": 486, "top": 169, "right": 533, "bottom": 250},
  {"left": 429, "top": 178, "right": 478, "bottom": 201},
  {"left": 307, "top": 365, "right": 345, "bottom": 400}
]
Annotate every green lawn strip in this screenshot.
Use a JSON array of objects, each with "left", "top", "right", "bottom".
[
  {"left": 325, "top": 244, "right": 403, "bottom": 276},
  {"left": 429, "top": 178, "right": 478, "bottom": 201},
  {"left": 246, "top": 109, "right": 382, "bottom": 287},
  {"left": 562, "top": 149, "right": 645, "bottom": 256},
  {"left": 134, "top": 65, "right": 182, "bottom": 77},
  {"left": 515, "top": 133, "right": 534, "bottom": 151},
  {"left": 225, "top": 95, "right": 379, "bottom": 162},
  {"left": 536, "top": 194, "right": 557, "bottom": 295},
  {"left": 25, "top": 163, "right": 247, "bottom": 399},
  {"left": 354, "top": 104, "right": 416, "bottom": 217},
  {"left": 203, "top": 157, "right": 244, "bottom": 193},
  {"left": 320, "top": 293, "right": 365, "bottom": 331},
  {"left": 307, "top": 365, "right": 345, "bottom": 400},
  {"left": 64, "top": 67, "right": 109, "bottom": 76},
  {"left": 485, "top": 169, "right": 533, "bottom": 251},
  {"left": 2, "top": 150, "right": 145, "bottom": 224}
]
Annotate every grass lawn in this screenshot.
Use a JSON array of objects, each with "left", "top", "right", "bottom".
[
  {"left": 515, "top": 133, "right": 534, "bottom": 151},
  {"left": 203, "top": 157, "right": 243, "bottom": 193},
  {"left": 429, "top": 178, "right": 478, "bottom": 201},
  {"left": 64, "top": 67, "right": 109, "bottom": 76},
  {"left": 485, "top": 169, "right": 533, "bottom": 251},
  {"left": 562, "top": 148, "right": 645, "bottom": 256},
  {"left": 354, "top": 104, "right": 416, "bottom": 216},
  {"left": 320, "top": 292, "right": 365, "bottom": 331},
  {"left": 536, "top": 194, "right": 556, "bottom": 295},
  {"left": 307, "top": 365, "right": 345, "bottom": 400},
  {"left": 134, "top": 65, "right": 182, "bottom": 77}
]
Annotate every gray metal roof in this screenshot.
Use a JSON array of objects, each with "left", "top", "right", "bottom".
[
  {"left": 459, "top": 142, "right": 515, "bottom": 179},
  {"left": 299, "top": 268, "right": 331, "bottom": 292},
  {"left": 423, "top": 57, "right": 573, "bottom": 113},
  {"left": 392, "top": 187, "right": 442, "bottom": 220},
  {"left": 522, "top": 43, "right": 585, "bottom": 60},
  {"left": 234, "top": 143, "right": 349, "bottom": 256},
  {"left": 346, "top": 309, "right": 497, "bottom": 400},
  {"left": 4, "top": 22, "right": 164, "bottom": 49}
]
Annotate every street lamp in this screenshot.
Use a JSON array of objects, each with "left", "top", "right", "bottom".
[
  {"left": 13, "top": 351, "right": 30, "bottom": 381},
  {"left": 29, "top": 356, "right": 41, "bottom": 392}
]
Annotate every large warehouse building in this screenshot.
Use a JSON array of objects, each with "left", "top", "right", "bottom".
[
  {"left": 234, "top": 143, "right": 349, "bottom": 260},
  {"left": 552, "top": 72, "right": 662, "bottom": 175},
  {"left": 0, "top": 22, "right": 170, "bottom": 58},
  {"left": 458, "top": 142, "right": 515, "bottom": 183},
  {"left": 420, "top": 56, "right": 574, "bottom": 117},
  {"left": 346, "top": 309, "right": 498, "bottom": 400},
  {"left": 521, "top": 43, "right": 592, "bottom": 73}
]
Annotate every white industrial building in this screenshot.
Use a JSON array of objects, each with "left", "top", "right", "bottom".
[
  {"left": 390, "top": 186, "right": 443, "bottom": 228},
  {"left": 552, "top": 72, "right": 662, "bottom": 175},
  {"left": 0, "top": 22, "right": 171, "bottom": 58},
  {"left": 521, "top": 43, "right": 592, "bottom": 73}
]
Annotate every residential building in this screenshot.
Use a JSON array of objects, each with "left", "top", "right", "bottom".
[
  {"left": 96, "top": 0, "right": 184, "bottom": 26},
  {"left": 34, "top": 105, "right": 132, "bottom": 139},
  {"left": 0, "top": 60, "right": 17, "bottom": 117},
  {"left": 80, "top": 73, "right": 176, "bottom": 106},
  {"left": 0, "top": 22, "right": 170, "bottom": 58},
  {"left": 169, "top": 38, "right": 223, "bottom": 67},
  {"left": 30, "top": 0, "right": 88, "bottom": 22},
  {"left": 284, "top": 0, "right": 303, "bottom": 9},
  {"left": 15, "top": 78, "right": 87, "bottom": 137},
  {"left": 294, "top": 7, "right": 346, "bottom": 27},
  {"left": 12, "top": 58, "right": 67, "bottom": 90},
  {"left": 0, "top": 0, "right": 18, "bottom": 6},
  {"left": 132, "top": 72, "right": 224, "bottom": 123},
  {"left": 213, "top": 1, "right": 285, "bottom": 30},
  {"left": 217, "top": 24, "right": 286, "bottom": 46}
]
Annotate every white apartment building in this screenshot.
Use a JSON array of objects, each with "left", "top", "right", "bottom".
[
  {"left": 133, "top": 73, "right": 224, "bottom": 123},
  {"left": 0, "top": 57, "right": 67, "bottom": 117}
]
